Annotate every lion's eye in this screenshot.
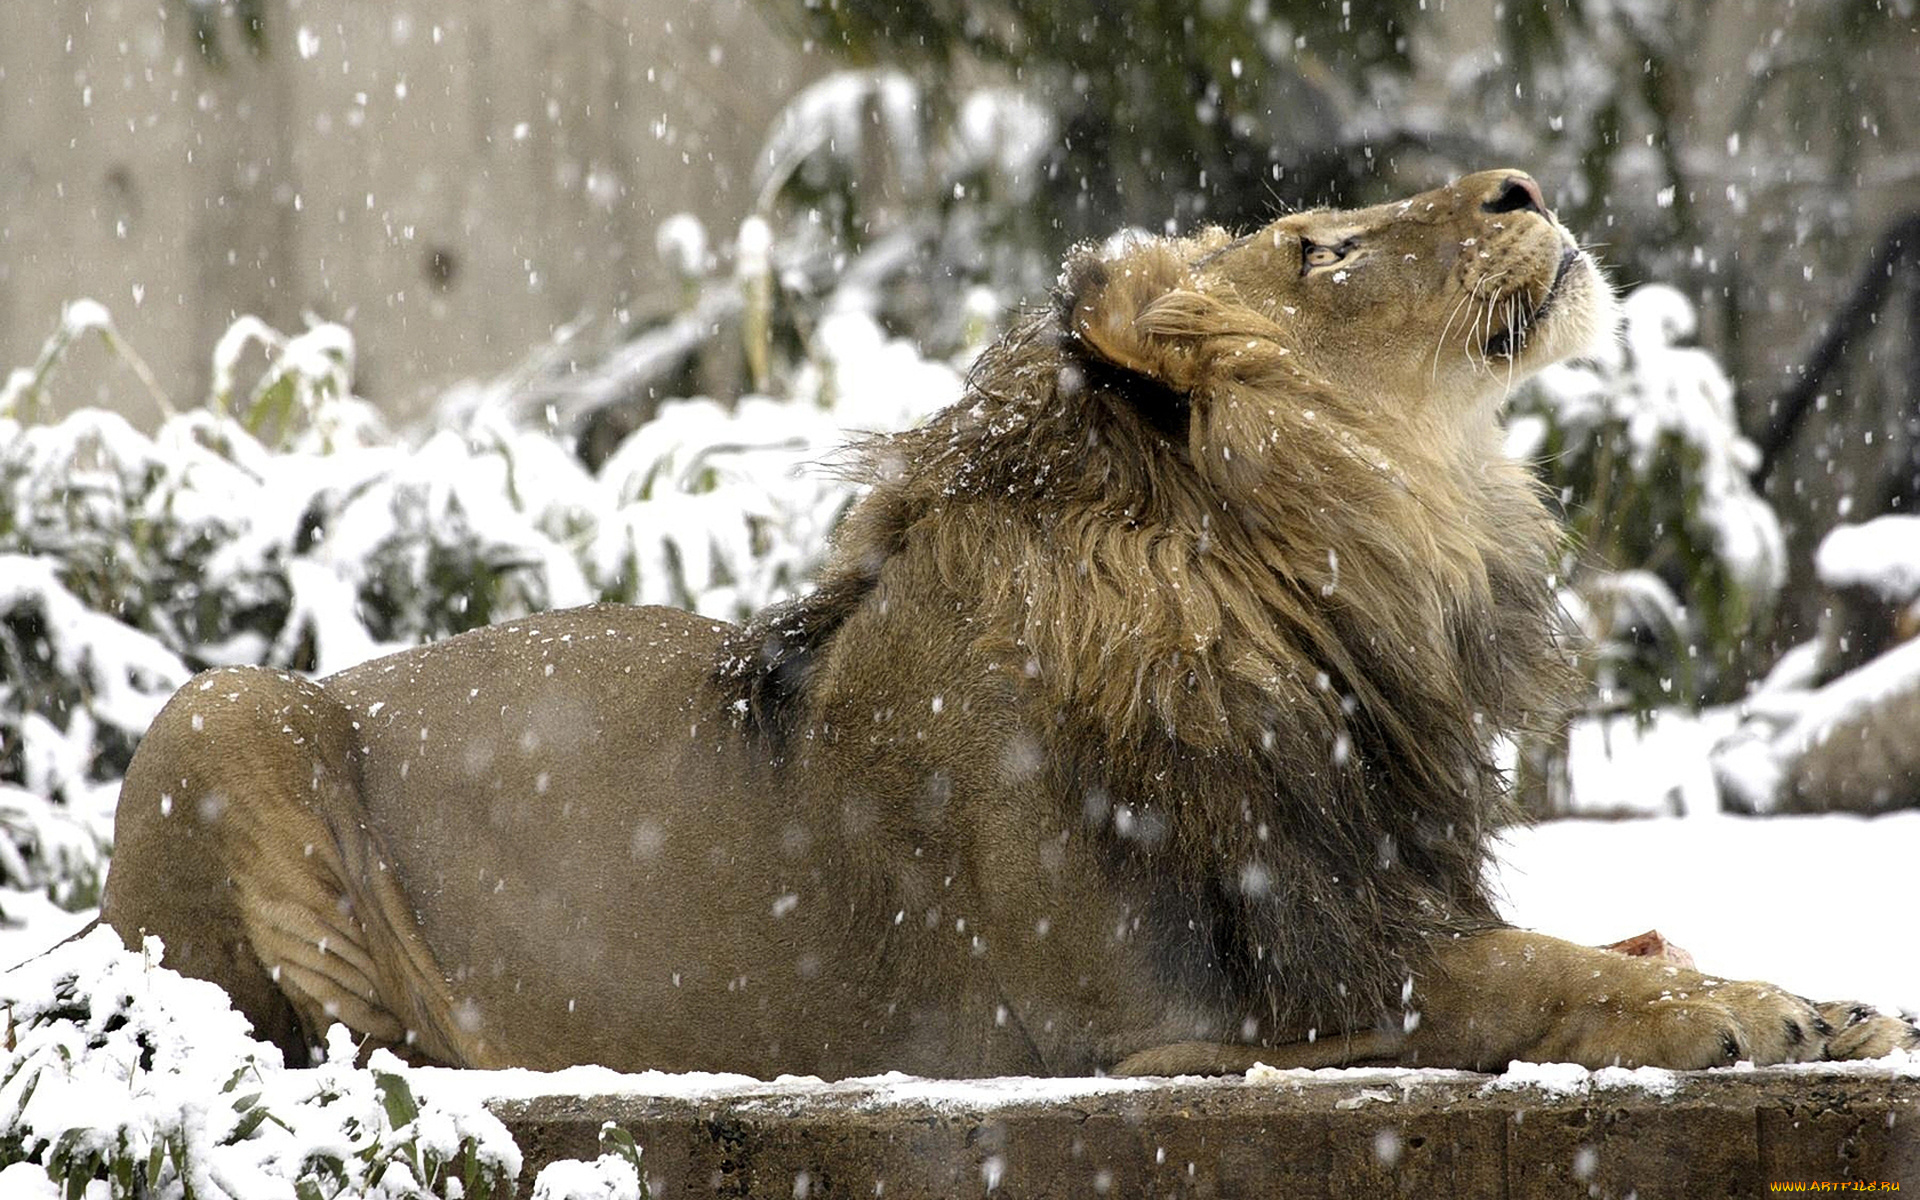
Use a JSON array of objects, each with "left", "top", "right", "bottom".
[{"left": 1302, "top": 241, "right": 1348, "bottom": 271}]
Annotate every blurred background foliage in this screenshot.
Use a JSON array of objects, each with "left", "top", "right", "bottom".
[
  {"left": 765, "top": 0, "right": 1421, "bottom": 239},
  {"left": 766, "top": 0, "right": 1902, "bottom": 269}
]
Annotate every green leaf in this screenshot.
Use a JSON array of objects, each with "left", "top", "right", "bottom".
[
  {"left": 48, "top": 1127, "right": 87, "bottom": 1171},
  {"left": 111, "top": 1149, "right": 134, "bottom": 1197},
  {"left": 302, "top": 1152, "right": 347, "bottom": 1186},
  {"left": 243, "top": 373, "right": 296, "bottom": 446},
  {"left": 599, "top": 1122, "right": 642, "bottom": 1169},
  {"left": 372, "top": 1069, "right": 420, "bottom": 1128},
  {"left": 4, "top": 1061, "right": 42, "bottom": 1112},
  {"left": 461, "top": 1142, "right": 487, "bottom": 1200},
  {"left": 228, "top": 1106, "right": 270, "bottom": 1142}
]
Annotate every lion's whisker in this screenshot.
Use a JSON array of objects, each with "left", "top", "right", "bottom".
[
  {"left": 1436, "top": 269, "right": 1506, "bottom": 383},
  {"left": 1461, "top": 271, "right": 1512, "bottom": 377},
  {"left": 1502, "top": 297, "right": 1519, "bottom": 395},
  {"left": 1433, "top": 288, "right": 1479, "bottom": 382},
  {"left": 1432, "top": 289, "right": 1477, "bottom": 382},
  {"left": 1472, "top": 291, "right": 1499, "bottom": 377}
]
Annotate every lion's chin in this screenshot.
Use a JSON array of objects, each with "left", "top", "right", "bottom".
[{"left": 1487, "top": 248, "right": 1619, "bottom": 371}]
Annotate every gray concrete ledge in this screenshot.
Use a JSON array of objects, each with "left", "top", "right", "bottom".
[{"left": 486, "top": 1063, "right": 1920, "bottom": 1197}]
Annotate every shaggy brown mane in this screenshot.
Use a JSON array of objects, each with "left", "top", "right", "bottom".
[{"left": 720, "top": 237, "right": 1577, "bottom": 1034}]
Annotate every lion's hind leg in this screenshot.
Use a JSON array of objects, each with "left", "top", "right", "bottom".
[{"left": 104, "top": 667, "right": 484, "bottom": 1067}]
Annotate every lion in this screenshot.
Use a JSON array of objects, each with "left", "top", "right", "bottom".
[{"left": 101, "top": 170, "right": 1916, "bottom": 1076}]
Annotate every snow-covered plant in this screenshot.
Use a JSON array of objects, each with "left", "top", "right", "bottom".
[
  {"left": 0, "top": 309, "right": 579, "bottom": 826},
  {"left": 755, "top": 69, "right": 1055, "bottom": 357},
  {"left": 530, "top": 1125, "right": 648, "bottom": 1200},
  {"left": 0, "top": 927, "right": 521, "bottom": 1199},
  {"left": 209, "top": 316, "right": 371, "bottom": 452},
  {"left": 0, "top": 783, "right": 106, "bottom": 912},
  {"left": 0, "top": 553, "right": 186, "bottom": 905},
  {"left": 1508, "top": 284, "right": 1784, "bottom": 714},
  {"left": 0, "top": 301, "right": 173, "bottom": 428},
  {"left": 319, "top": 422, "right": 598, "bottom": 658},
  {"left": 586, "top": 313, "right": 958, "bottom": 617}
]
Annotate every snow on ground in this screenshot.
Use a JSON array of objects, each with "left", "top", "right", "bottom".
[
  {"left": 1561, "top": 708, "right": 1743, "bottom": 816},
  {"left": 1492, "top": 811, "right": 1920, "bottom": 1014},
  {"left": 1528, "top": 702, "right": 1920, "bottom": 1013}
]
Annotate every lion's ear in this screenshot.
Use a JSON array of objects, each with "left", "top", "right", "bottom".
[
  {"left": 1060, "top": 233, "right": 1312, "bottom": 496},
  {"left": 1061, "top": 242, "right": 1208, "bottom": 393}
]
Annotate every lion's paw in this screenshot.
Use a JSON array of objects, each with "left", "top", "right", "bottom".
[
  {"left": 1531, "top": 975, "right": 1828, "bottom": 1070},
  {"left": 1628, "top": 980, "right": 1828, "bottom": 1069},
  {"left": 1410, "top": 931, "right": 1906, "bottom": 1073},
  {"left": 1815, "top": 1001, "right": 1920, "bottom": 1061}
]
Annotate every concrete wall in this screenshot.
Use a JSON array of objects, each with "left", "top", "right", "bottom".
[
  {"left": 0, "top": 0, "right": 814, "bottom": 426},
  {"left": 493, "top": 1066, "right": 1920, "bottom": 1197}
]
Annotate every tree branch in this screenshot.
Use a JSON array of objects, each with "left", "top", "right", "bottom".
[{"left": 1754, "top": 212, "right": 1920, "bottom": 487}]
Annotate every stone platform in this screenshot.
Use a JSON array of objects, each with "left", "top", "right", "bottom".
[{"left": 485, "top": 1063, "right": 1920, "bottom": 1197}]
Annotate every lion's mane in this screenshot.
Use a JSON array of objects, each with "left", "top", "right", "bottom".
[{"left": 720, "top": 236, "right": 1576, "bottom": 1036}]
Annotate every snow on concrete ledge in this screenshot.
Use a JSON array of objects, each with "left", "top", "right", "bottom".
[{"left": 484, "top": 1059, "right": 1920, "bottom": 1197}]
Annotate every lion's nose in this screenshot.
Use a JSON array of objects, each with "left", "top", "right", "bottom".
[{"left": 1482, "top": 174, "right": 1548, "bottom": 216}]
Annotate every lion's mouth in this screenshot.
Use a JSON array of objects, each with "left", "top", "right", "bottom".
[{"left": 1485, "top": 245, "right": 1579, "bottom": 360}]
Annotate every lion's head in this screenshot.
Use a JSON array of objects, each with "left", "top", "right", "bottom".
[{"left": 1066, "top": 169, "right": 1615, "bottom": 462}]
